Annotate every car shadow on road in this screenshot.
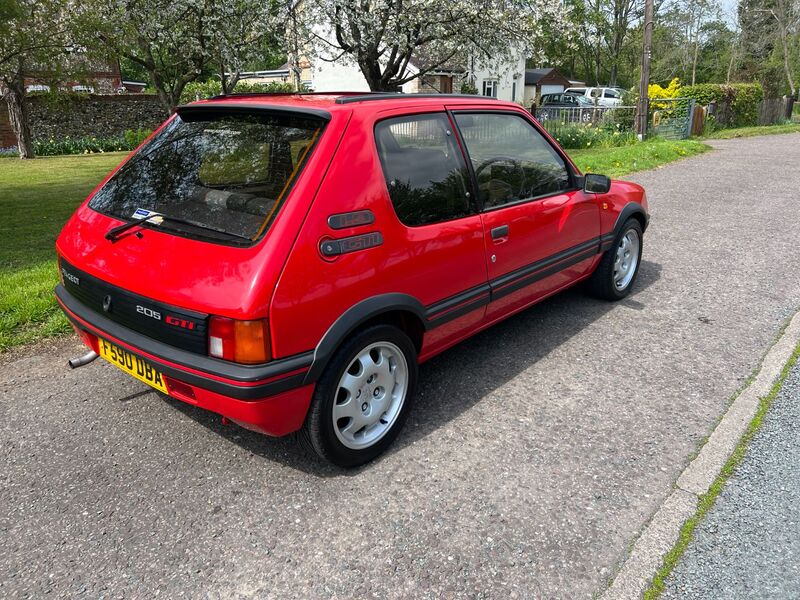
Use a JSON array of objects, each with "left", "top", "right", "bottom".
[{"left": 163, "top": 259, "right": 662, "bottom": 477}]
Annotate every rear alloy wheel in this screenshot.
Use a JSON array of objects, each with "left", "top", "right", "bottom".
[
  {"left": 332, "top": 341, "right": 408, "bottom": 450},
  {"left": 299, "top": 325, "right": 417, "bottom": 467},
  {"left": 588, "top": 218, "right": 643, "bottom": 300}
]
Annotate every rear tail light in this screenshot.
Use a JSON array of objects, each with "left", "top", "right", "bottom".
[{"left": 208, "top": 316, "right": 271, "bottom": 364}]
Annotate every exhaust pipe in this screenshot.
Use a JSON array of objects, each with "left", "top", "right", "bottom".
[{"left": 68, "top": 350, "right": 98, "bottom": 369}]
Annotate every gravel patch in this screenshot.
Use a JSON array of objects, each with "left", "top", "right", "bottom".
[{"left": 661, "top": 356, "right": 800, "bottom": 599}]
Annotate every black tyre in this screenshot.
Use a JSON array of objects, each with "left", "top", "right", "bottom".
[
  {"left": 588, "top": 218, "right": 643, "bottom": 300},
  {"left": 299, "top": 324, "right": 417, "bottom": 468}
]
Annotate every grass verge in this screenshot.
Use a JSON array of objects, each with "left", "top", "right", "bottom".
[
  {"left": 704, "top": 122, "right": 800, "bottom": 139},
  {"left": 0, "top": 152, "right": 127, "bottom": 351},
  {"left": 569, "top": 138, "right": 711, "bottom": 178},
  {"left": 643, "top": 341, "right": 800, "bottom": 599}
]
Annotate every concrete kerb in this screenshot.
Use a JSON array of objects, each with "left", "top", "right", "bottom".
[{"left": 600, "top": 308, "right": 800, "bottom": 600}]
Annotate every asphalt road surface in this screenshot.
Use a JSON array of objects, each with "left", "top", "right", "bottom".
[
  {"left": 2, "top": 134, "right": 800, "bottom": 599},
  {"left": 661, "top": 357, "right": 800, "bottom": 599}
]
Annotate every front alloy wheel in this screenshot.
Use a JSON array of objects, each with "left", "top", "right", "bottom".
[
  {"left": 613, "top": 229, "right": 640, "bottom": 291},
  {"left": 588, "top": 218, "right": 643, "bottom": 300}
]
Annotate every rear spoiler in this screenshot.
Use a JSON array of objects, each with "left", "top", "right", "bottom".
[{"left": 175, "top": 103, "right": 332, "bottom": 122}]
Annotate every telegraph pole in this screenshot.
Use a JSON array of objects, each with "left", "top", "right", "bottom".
[{"left": 636, "top": 0, "right": 654, "bottom": 139}]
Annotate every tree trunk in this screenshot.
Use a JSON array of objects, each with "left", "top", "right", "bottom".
[
  {"left": 726, "top": 43, "right": 736, "bottom": 84},
  {"left": 777, "top": 19, "right": 796, "bottom": 97},
  {"left": 5, "top": 75, "right": 34, "bottom": 159},
  {"left": 692, "top": 38, "right": 699, "bottom": 86},
  {"left": 220, "top": 61, "right": 230, "bottom": 95}
]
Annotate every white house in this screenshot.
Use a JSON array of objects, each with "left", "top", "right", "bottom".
[
  {"left": 309, "top": 53, "right": 525, "bottom": 102},
  {"left": 300, "top": 20, "right": 525, "bottom": 102}
]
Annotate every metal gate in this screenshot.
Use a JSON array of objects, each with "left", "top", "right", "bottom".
[{"left": 647, "top": 97, "right": 695, "bottom": 140}]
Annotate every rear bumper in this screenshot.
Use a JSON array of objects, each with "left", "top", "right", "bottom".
[{"left": 56, "top": 284, "right": 314, "bottom": 436}]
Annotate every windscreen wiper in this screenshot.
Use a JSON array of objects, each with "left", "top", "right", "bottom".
[{"left": 105, "top": 212, "right": 250, "bottom": 243}]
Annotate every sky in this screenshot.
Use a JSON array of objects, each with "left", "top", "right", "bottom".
[{"left": 718, "top": 0, "right": 739, "bottom": 26}]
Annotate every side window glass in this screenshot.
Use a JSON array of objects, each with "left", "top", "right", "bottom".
[
  {"left": 375, "top": 113, "right": 472, "bottom": 227},
  {"left": 454, "top": 112, "right": 571, "bottom": 209}
]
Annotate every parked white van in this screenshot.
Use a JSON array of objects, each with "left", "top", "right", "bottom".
[{"left": 564, "top": 87, "right": 625, "bottom": 107}]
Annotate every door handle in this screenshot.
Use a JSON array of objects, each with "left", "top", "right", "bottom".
[{"left": 491, "top": 225, "right": 509, "bottom": 240}]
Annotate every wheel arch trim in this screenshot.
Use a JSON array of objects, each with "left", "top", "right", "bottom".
[
  {"left": 304, "top": 293, "right": 427, "bottom": 384},
  {"left": 614, "top": 202, "right": 649, "bottom": 236}
]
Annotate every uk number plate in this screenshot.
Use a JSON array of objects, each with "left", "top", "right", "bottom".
[{"left": 98, "top": 338, "right": 168, "bottom": 394}]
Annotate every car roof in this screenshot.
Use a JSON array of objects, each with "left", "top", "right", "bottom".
[{"left": 184, "top": 92, "right": 511, "bottom": 119}]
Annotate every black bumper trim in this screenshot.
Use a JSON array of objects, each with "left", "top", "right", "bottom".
[{"left": 56, "top": 285, "right": 314, "bottom": 400}]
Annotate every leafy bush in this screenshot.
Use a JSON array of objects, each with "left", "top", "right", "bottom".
[
  {"left": 679, "top": 83, "right": 725, "bottom": 106},
  {"left": 546, "top": 123, "right": 638, "bottom": 150},
  {"left": 460, "top": 81, "right": 478, "bottom": 95},
  {"left": 33, "top": 128, "right": 153, "bottom": 156},
  {"left": 621, "top": 87, "right": 638, "bottom": 106},
  {"left": 682, "top": 83, "right": 764, "bottom": 128},
  {"left": 179, "top": 79, "right": 295, "bottom": 104},
  {"left": 123, "top": 128, "right": 152, "bottom": 148},
  {"left": 730, "top": 84, "right": 764, "bottom": 126}
]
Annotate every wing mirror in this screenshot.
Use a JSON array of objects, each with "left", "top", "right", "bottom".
[{"left": 583, "top": 173, "right": 611, "bottom": 194}]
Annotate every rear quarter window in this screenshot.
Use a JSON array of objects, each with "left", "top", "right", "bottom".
[{"left": 375, "top": 113, "right": 472, "bottom": 227}]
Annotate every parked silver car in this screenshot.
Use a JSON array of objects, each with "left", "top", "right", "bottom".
[{"left": 564, "top": 87, "right": 625, "bottom": 107}]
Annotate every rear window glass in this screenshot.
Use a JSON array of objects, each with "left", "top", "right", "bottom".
[{"left": 88, "top": 110, "right": 324, "bottom": 244}]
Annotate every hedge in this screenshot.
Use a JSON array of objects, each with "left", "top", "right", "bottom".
[
  {"left": 178, "top": 79, "right": 294, "bottom": 104},
  {"left": 681, "top": 83, "right": 764, "bottom": 128}
]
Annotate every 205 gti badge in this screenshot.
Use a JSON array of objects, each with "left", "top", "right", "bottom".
[{"left": 136, "top": 305, "right": 161, "bottom": 320}]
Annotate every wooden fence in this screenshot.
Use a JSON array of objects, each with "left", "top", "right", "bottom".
[{"left": 758, "top": 97, "right": 796, "bottom": 125}]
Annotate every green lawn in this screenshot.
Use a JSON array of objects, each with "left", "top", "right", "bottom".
[
  {"left": 0, "top": 140, "right": 710, "bottom": 351},
  {"left": 569, "top": 138, "right": 711, "bottom": 178},
  {"left": 703, "top": 122, "right": 800, "bottom": 139},
  {"left": 0, "top": 152, "right": 127, "bottom": 350}
]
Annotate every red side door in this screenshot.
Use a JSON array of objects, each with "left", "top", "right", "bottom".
[{"left": 449, "top": 108, "right": 601, "bottom": 321}]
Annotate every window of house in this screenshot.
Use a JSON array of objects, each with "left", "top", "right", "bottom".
[
  {"left": 453, "top": 112, "right": 571, "bottom": 209},
  {"left": 375, "top": 113, "right": 472, "bottom": 227},
  {"left": 482, "top": 80, "right": 498, "bottom": 98}
]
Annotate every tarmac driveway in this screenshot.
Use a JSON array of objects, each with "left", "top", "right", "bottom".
[{"left": 2, "top": 133, "right": 800, "bottom": 599}]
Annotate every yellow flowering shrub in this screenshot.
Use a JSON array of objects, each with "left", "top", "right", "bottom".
[{"left": 648, "top": 78, "right": 682, "bottom": 112}]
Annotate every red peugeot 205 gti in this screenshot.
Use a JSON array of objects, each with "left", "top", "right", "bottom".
[{"left": 56, "top": 92, "right": 648, "bottom": 467}]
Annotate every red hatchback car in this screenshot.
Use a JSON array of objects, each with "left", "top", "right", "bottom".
[{"left": 56, "top": 92, "right": 648, "bottom": 466}]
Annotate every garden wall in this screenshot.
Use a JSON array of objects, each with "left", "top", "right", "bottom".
[{"left": 0, "top": 94, "right": 167, "bottom": 149}]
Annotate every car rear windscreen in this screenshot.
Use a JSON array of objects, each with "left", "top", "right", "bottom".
[{"left": 88, "top": 110, "right": 325, "bottom": 245}]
